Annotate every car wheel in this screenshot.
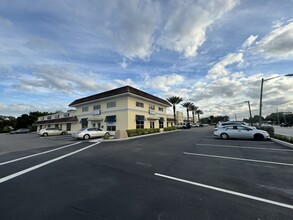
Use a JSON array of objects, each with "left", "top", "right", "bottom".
[
  {"left": 83, "top": 134, "right": 90, "bottom": 140},
  {"left": 61, "top": 132, "right": 66, "bottom": 135},
  {"left": 220, "top": 133, "right": 229, "bottom": 139},
  {"left": 43, "top": 133, "right": 48, "bottom": 137},
  {"left": 254, "top": 134, "right": 264, "bottom": 141}
]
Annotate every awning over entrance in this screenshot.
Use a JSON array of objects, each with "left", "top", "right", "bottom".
[
  {"left": 136, "top": 115, "right": 145, "bottom": 121},
  {"left": 105, "top": 115, "right": 116, "bottom": 123},
  {"left": 80, "top": 118, "right": 88, "bottom": 123}
]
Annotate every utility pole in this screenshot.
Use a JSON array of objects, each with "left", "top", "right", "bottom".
[
  {"left": 276, "top": 108, "right": 280, "bottom": 125},
  {"left": 244, "top": 101, "right": 253, "bottom": 126}
]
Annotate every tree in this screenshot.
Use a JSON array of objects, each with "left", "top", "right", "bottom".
[
  {"left": 195, "top": 109, "right": 203, "bottom": 122},
  {"left": 182, "top": 102, "right": 194, "bottom": 124},
  {"left": 167, "top": 96, "right": 183, "bottom": 125},
  {"left": 190, "top": 105, "right": 198, "bottom": 124}
]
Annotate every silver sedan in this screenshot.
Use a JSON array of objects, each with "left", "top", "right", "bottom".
[
  {"left": 71, "top": 128, "right": 110, "bottom": 140},
  {"left": 214, "top": 125, "right": 270, "bottom": 141}
]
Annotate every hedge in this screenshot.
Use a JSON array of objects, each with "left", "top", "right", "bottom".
[
  {"left": 273, "top": 134, "right": 293, "bottom": 144},
  {"left": 126, "top": 128, "right": 160, "bottom": 137},
  {"left": 256, "top": 126, "right": 274, "bottom": 136},
  {"left": 163, "top": 126, "right": 177, "bottom": 131}
]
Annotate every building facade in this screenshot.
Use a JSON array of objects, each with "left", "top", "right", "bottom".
[{"left": 35, "top": 86, "right": 171, "bottom": 133}]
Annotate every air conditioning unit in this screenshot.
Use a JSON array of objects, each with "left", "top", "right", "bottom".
[{"left": 92, "top": 109, "right": 101, "bottom": 115}]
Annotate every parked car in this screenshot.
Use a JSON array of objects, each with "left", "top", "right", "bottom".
[
  {"left": 71, "top": 128, "right": 110, "bottom": 140},
  {"left": 191, "top": 123, "right": 203, "bottom": 127},
  {"left": 214, "top": 125, "right": 270, "bottom": 141},
  {"left": 214, "top": 121, "right": 255, "bottom": 131},
  {"left": 10, "top": 128, "right": 30, "bottom": 134},
  {"left": 175, "top": 122, "right": 191, "bottom": 129},
  {"left": 280, "top": 122, "right": 292, "bottom": 127},
  {"left": 38, "top": 128, "right": 68, "bottom": 136}
]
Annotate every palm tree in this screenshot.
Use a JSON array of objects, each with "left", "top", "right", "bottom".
[
  {"left": 182, "top": 102, "right": 194, "bottom": 124},
  {"left": 166, "top": 96, "right": 183, "bottom": 125},
  {"left": 196, "top": 109, "right": 203, "bottom": 123},
  {"left": 190, "top": 105, "right": 198, "bottom": 124}
]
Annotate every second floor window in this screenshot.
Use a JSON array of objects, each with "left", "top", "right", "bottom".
[
  {"left": 82, "top": 106, "right": 89, "bottom": 112},
  {"left": 158, "top": 107, "right": 163, "bottom": 112},
  {"left": 47, "top": 116, "right": 52, "bottom": 120},
  {"left": 93, "top": 104, "right": 101, "bottom": 110},
  {"left": 149, "top": 104, "right": 155, "bottom": 110},
  {"left": 136, "top": 102, "right": 144, "bottom": 108},
  {"left": 107, "top": 101, "right": 116, "bottom": 108}
]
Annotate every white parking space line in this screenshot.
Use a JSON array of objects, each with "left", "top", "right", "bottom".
[
  {"left": 0, "top": 141, "right": 101, "bottom": 184},
  {"left": 0, "top": 142, "right": 82, "bottom": 166},
  {"left": 154, "top": 173, "right": 293, "bottom": 210},
  {"left": 195, "top": 143, "right": 293, "bottom": 152},
  {"left": 183, "top": 152, "right": 293, "bottom": 167}
]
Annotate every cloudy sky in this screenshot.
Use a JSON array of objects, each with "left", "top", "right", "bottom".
[{"left": 1, "top": 0, "right": 293, "bottom": 119}]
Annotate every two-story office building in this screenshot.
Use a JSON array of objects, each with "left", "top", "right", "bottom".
[{"left": 35, "top": 86, "right": 171, "bottom": 133}]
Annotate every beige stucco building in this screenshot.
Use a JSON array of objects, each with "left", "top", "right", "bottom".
[{"left": 35, "top": 86, "right": 171, "bottom": 133}]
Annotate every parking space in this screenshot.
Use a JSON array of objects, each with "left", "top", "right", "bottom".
[
  {"left": 0, "top": 132, "right": 76, "bottom": 156},
  {"left": 156, "top": 132, "right": 293, "bottom": 217},
  {"left": 1, "top": 127, "right": 293, "bottom": 219}
]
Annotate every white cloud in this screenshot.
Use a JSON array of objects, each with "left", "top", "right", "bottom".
[
  {"left": 157, "top": 0, "right": 238, "bottom": 58},
  {"left": 143, "top": 73, "right": 185, "bottom": 92},
  {"left": 207, "top": 53, "right": 244, "bottom": 79},
  {"left": 253, "top": 21, "right": 293, "bottom": 59},
  {"left": 242, "top": 35, "right": 258, "bottom": 49}
]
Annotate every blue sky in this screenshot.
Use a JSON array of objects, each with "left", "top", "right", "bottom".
[{"left": 1, "top": 0, "right": 293, "bottom": 119}]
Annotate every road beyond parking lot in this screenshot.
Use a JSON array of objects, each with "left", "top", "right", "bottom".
[{"left": 0, "top": 127, "right": 293, "bottom": 219}]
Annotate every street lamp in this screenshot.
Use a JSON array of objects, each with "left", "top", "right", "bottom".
[
  {"left": 259, "top": 74, "right": 293, "bottom": 126},
  {"left": 244, "top": 101, "right": 253, "bottom": 126}
]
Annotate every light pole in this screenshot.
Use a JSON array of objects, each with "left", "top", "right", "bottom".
[
  {"left": 244, "top": 101, "right": 253, "bottom": 126},
  {"left": 259, "top": 74, "right": 293, "bottom": 126}
]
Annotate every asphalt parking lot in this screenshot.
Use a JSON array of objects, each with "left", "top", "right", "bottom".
[{"left": 0, "top": 127, "right": 293, "bottom": 219}]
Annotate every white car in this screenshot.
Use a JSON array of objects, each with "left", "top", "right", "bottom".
[
  {"left": 39, "top": 128, "right": 68, "bottom": 136},
  {"left": 214, "top": 125, "right": 270, "bottom": 141},
  {"left": 71, "top": 128, "right": 110, "bottom": 140}
]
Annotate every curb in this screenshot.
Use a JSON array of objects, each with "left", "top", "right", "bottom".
[{"left": 270, "top": 138, "right": 293, "bottom": 149}]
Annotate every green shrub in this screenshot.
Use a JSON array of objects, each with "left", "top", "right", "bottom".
[
  {"left": 163, "top": 126, "right": 177, "bottom": 131},
  {"left": 273, "top": 134, "right": 293, "bottom": 144},
  {"left": 257, "top": 126, "right": 274, "bottom": 136},
  {"left": 126, "top": 128, "right": 160, "bottom": 137},
  {"left": 103, "top": 133, "right": 110, "bottom": 139}
]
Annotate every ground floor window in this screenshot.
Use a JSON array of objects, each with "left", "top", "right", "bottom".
[
  {"left": 136, "top": 115, "right": 145, "bottom": 129},
  {"left": 80, "top": 118, "right": 88, "bottom": 129},
  {"left": 150, "top": 121, "right": 154, "bottom": 129},
  {"left": 107, "top": 125, "right": 116, "bottom": 131},
  {"left": 105, "top": 115, "right": 116, "bottom": 131},
  {"left": 66, "top": 123, "right": 71, "bottom": 131},
  {"left": 159, "top": 118, "right": 164, "bottom": 128},
  {"left": 55, "top": 124, "right": 59, "bottom": 128}
]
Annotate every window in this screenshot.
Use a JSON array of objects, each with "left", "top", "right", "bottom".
[
  {"left": 55, "top": 124, "right": 59, "bottom": 128},
  {"left": 136, "top": 115, "right": 145, "bottom": 129},
  {"left": 66, "top": 123, "right": 71, "bottom": 131},
  {"left": 149, "top": 104, "right": 155, "bottom": 110},
  {"left": 93, "top": 104, "right": 101, "bottom": 110},
  {"left": 136, "top": 102, "right": 144, "bottom": 108},
  {"left": 80, "top": 118, "right": 88, "bottom": 128},
  {"left": 105, "top": 115, "right": 116, "bottom": 131},
  {"left": 47, "top": 116, "right": 52, "bottom": 120},
  {"left": 159, "top": 117, "right": 164, "bottom": 128},
  {"left": 158, "top": 107, "right": 163, "bottom": 112},
  {"left": 150, "top": 121, "right": 155, "bottom": 129},
  {"left": 107, "top": 101, "right": 116, "bottom": 108},
  {"left": 82, "top": 106, "right": 89, "bottom": 112},
  {"left": 55, "top": 115, "right": 60, "bottom": 119},
  {"left": 64, "top": 113, "right": 70, "bottom": 117}
]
